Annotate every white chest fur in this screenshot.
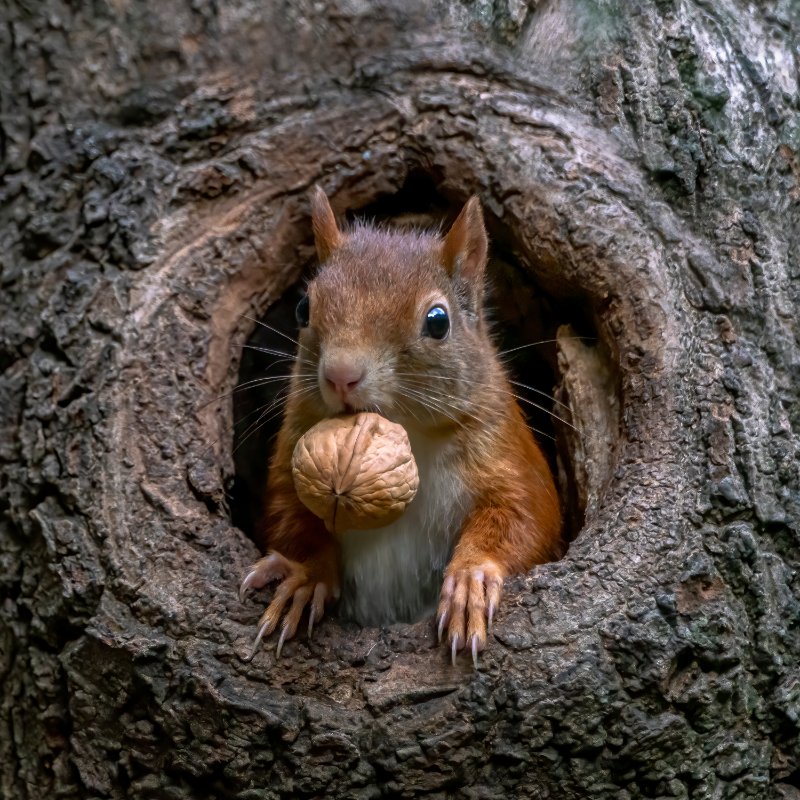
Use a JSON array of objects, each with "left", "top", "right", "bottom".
[{"left": 336, "top": 427, "right": 472, "bottom": 626}]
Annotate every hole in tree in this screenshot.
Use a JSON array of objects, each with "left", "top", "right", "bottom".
[{"left": 230, "top": 170, "right": 604, "bottom": 548}]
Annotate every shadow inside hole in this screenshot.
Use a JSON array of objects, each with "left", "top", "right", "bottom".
[
  {"left": 230, "top": 171, "right": 597, "bottom": 544},
  {"left": 230, "top": 280, "right": 309, "bottom": 535}
]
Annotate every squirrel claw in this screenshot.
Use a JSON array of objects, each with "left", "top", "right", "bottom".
[
  {"left": 239, "top": 552, "right": 292, "bottom": 603},
  {"left": 239, "top": 569, "right": 259, "bottom": 602},
  {"left": 436, "top": 561, "right": 504, "bottom": 665},
  {"left": 249, "top": 618, "right": 271, "bottom": 660},
  {"left": 240, "top": 554, "right": 335, "bottom": 658},
  {"left": 276, "top": 624, "right": 289, "bottom": 659}
]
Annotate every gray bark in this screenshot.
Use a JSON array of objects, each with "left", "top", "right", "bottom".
[{"left": 1, "top": 1, "right": 799, "bottom": 798}]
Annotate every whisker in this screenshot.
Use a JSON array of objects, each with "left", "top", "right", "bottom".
[
  {"left": 231, "top": 384, "right": 318, "bottom": 455},
  {"left": 394, "top": 372, "right": 582, "bottom": 436},
  {"left": 505, "top": 380, "right": 573, "bottom": 414},
  {"left": 232, "top": 391, "right": 292, "bottom": 438},
  {"left": 393, "top": 396, "right": 423, "bottom": 426},
  {"left": 403, "top": 395, "right": 458, "bottom": 426},
  {"left": 194, "top": 372, "right": 299, "bottom": 412},
  {"left": 236, "top": 343, "right": 316, "bottom": 368},
  {"left": 396, "top": 380, "right": 564, "bottom": 442},
  {"left": 241, "top": 314, "right": 317, "bottom": 360},
  {"left": 498, "top": 336, "right": 596, "bottom": 357},
  {"left": 506, "top": 393, "right": 580, "bottom": 435},
  {"left": 234, "top": 343, "right": 296, "bottom": 359},
  {"left": 431, "top": 382, "right": 579, "bottom": 436},
  {"left": 396, "top": 383, "right": 476, "bottom": 427},
  {"left": 192, "top": 383, "right": 316, "bottom": 467},
  {"left": 395, "top": 384, "right": 451, "bottom": 419}
]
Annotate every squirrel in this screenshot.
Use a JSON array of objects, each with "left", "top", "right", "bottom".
[{"left": 240, "top": 187, "right": 562, "bottom": 665}]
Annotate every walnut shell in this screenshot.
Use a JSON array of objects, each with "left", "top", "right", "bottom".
[{"left": 291, "top": 413, "right": 419, "bottom": 535}]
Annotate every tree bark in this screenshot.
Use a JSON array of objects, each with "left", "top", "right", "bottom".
[{"left": 1, "top": 2, "right": 799, "bottom": 798}]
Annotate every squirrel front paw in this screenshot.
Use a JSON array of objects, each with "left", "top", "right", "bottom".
[
  {"left": 436, "top": 560, "right": 504, "bottom": 668},
  {"left": 240, "top": 551, "right": 338, "bottom": 658}
]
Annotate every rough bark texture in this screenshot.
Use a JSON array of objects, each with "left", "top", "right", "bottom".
[{"left": 1, "top": 1, "right": 799, "bottom": 798}]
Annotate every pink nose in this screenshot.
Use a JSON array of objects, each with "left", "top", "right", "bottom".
[{"left": 323, "top": 360, "right": 365, "bottom": 398}]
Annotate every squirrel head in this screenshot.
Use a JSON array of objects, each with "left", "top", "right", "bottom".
[{"left": 293, "top": 187, "right": 496, "bottom": 429}]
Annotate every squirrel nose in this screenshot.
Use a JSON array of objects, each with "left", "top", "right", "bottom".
[{"left": 323, "top": 360, "right": 365, "bottom": 398}]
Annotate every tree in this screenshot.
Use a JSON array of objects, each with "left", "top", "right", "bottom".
[{"left": 1, "top": 1, "right": 798, "bottom": 797}]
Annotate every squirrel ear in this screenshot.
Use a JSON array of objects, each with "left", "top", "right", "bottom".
[
  {"left": 441, "top": 196, "right": 488, "bottom": 284},
  {"left": 310, "top": 186, "right": 343, "bottom": 262}
]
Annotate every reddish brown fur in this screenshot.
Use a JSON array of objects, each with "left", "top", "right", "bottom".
[
  {"left": 244, "top": 188, "right": 562, "bottom": 661},
  {"left": 452, "top": 395, "right": 562, "bottom": 572},
  {"left": 257, "top": 425, "right": 339, "bottom": 587}
]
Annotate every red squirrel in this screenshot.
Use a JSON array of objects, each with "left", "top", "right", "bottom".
[{"left": 240, "top": 187, "right": 562, "bottom": 664}]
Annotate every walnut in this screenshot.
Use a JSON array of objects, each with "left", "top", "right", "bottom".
[{"left": 291, "top": 413, "right": 419, "bottom": 535}]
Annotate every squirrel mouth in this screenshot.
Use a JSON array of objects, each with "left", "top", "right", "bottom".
[{"left": 341, "top": 402, "right": 380, "bottom": 416}]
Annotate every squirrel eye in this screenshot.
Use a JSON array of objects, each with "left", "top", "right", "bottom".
[
  {"left": 295, "top": 295, "right": 310, "bottom": 328},
  {"left": 424, "top": 305, "right": 449, "bottom": 340}
]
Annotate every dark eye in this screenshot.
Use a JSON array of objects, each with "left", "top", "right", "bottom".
[
  {"left": 295, "top": 295, "right": 310, "bottom": 328},
  {"left": 424, "top": 305, "right": 449, "bottom": 339}
]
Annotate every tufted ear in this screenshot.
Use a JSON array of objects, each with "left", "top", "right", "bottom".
[
  {"left": 310, "top": 186, "right": 343, "bottom": 262},
  {"left": 441, "top": 196, "right": 488, "bottom": 285}
]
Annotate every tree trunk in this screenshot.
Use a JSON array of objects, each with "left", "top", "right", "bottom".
[{"left": 1, "top": 2, "right": 799, "bottom": 798}]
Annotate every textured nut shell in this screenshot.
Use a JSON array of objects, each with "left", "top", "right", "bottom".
[{"left": 292, "top": 413, "right": 419, "bottom": 535}]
